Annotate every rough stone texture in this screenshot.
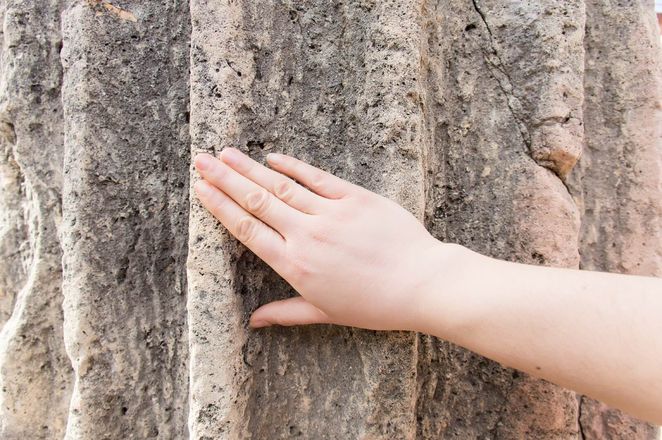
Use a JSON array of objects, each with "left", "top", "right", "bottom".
[
  {"left": 568, "top": 0, "right": 662, "bottom": 438},
  {"left": 0, "top": 1, "right": 72, "bottom": 438},
  {"left": 59, "top": 1, "right": 191, "bottom": 439},
  {"left": 187, "top": 2, "right": 424, "bottom": 437},
  {"left": 417, "top": 2, "right": 582, "bottom": 438},
  {"left": 0, "top": 0, "right": 659, "bottom": 439}
]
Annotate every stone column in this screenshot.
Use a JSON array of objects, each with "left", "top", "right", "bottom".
[{"left": 0, "top": 0, "right": 658, "bottom": 438}]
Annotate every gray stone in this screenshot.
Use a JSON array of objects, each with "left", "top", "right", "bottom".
[
  {"left": 0, "top": 0, "right": 659, "bottom": 438},
  {"left": 417, "top": 2, "right": 581, "bottom": 438},
  {"left": 187, "top": 1, "right": 424, "bottom": 437},
  {"left": 0, "top": 1, "right": 71, "bottom": 438},
  {"left": 59, "top": 1, "right": 190, "bottom": 438}
]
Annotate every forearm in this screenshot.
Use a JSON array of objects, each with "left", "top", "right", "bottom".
[{"left": 418, "top": 242, "right": 662, "bottom": 425}]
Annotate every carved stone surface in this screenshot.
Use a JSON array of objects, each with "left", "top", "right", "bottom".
[{"left": 0, "top": 0, "right": 659, "bottom": 439}]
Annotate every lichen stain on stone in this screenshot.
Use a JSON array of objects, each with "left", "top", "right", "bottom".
[{"left": 86, "top": 0, "right": 138, "bottom": 23}]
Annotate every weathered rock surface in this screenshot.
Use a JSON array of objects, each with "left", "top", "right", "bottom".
[
  {"left": 58, "top": 1, "right": 191, "bottom": 439},
  {"left": 568, "top": 1, "right": 662, "bottom": 438},
  {"left": 0, "top": 0, "right": 659, "bottom": 439},
  {"left": 417, "top": 2, "right": 582, "bottom": 437},
  {"left": 0, "top": 1, "right": 72, "bottom": 438},
  {"left": 187, "top": 2, "right": 425, "bottom": 437}
]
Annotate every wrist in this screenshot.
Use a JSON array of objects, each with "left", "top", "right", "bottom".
[{"left": 409, "top": 240, "right": 491, "bottom": 340}]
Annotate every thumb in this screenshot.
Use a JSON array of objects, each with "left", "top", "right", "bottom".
[{"left": 249, "top": 296, "right": 331, "bottom": 328}]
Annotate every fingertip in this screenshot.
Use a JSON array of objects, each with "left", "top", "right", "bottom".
[
  {"left": 266, "top": 152, "right": 285, "bottom": 166},
  {"left": 249, "top": 318, "right": 271, "bottom": 328},
  {"left": 219, "top": 147, "right": 242, "bottom": 165},
  {"left": 249, "top": 297, "right": 332, "bottom": 328},
  {"left": 194, "top": 153, "right": 214, "bottom": 171},
  {"left": 249, "top": 310, "right": 272, "bottom": 328}
]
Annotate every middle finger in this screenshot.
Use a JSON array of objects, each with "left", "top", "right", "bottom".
[{"left": 219, "top": 147, "right": 325, "bottom": 215}]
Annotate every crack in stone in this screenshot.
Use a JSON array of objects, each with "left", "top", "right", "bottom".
[
  {"left": 470, "top": 0, "right": 574, "bottom": 195},
  {"left": 470, "top": 0, "right": 531, "bottom": 149},
  {"left": 533, "top": 115, "right": 575, "bottom": 128},
  {"left": 578, "top": 395, "right": 586, "bottom": 440}
]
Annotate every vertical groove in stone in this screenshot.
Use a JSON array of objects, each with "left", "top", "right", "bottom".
[
  {"left": 569, "top": 1, "right": 661, "bottom": 438},
  {"left": 417, "top": 0, "right": 584, "bottom": 438},
  {"left": 0, "top": 0, "right": 657, "bottom": 437},
  {"left": 188, "top": 1, "right": 428, "bottom": 438},
  {"left": 60, "top": 1, "right": 191, "bottom": 438},
  {"left": 0, "top": 0, "right": 73, "bottom": 438}
]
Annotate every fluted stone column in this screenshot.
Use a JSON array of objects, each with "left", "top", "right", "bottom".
[{"left": 0, "top": 0, "right": 659, "bottom": 438}]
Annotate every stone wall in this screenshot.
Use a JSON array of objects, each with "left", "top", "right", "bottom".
[{"left": 0, "top": 0, "right": 659, "bottom": 438}]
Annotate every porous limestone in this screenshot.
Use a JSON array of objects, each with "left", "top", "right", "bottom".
[{"left": 0, "top": 0, "right": 659, "bottom": 438}]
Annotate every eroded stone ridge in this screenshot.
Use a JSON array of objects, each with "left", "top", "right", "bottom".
[
  {"left": 0, "top": 0, "right": 658, "bottom": 439},
  {"left": 59, "top": 1, "right": 191, "bottom": 438},
  {"left": 0, "top": 1, "right": 71, "bottom": 438}
]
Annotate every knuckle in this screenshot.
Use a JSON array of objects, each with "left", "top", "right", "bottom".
[
  {"left": 288, "top": 259, "right": 311, "bottom": 284},
  {"left": 284, "top": 248, "right": 312, "bottom": 284},
  {"left": 310, "top": 172, "right": 325, "bottom": 190},
  {"left": 209, "top": 194, "right": 227, "bottom": 213},
  {"left": 270, "top": 314, "right": 282, "bottom": 327},
  {"left": 236, "top": 216, "right": 257, "bottom": 243},
  {"left": 291, "top": 159, "right": 303, "bottom": 173},
  {"left": 308, "top": 223, "right": 331, "bottom": 244},
  {"left": 274, "top": 179, "right": 293, "bottom": 202},
  {"left": 245, "top": 189, "right": 271, "bottom": 216},
  {"left": 211, "top": 161, "right": 228, "bottom": 179}
]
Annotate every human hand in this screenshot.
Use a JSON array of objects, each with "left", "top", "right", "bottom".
[
  {"left": 193, "top": 148, "right": 458, "bottom": 331},
  {"left": 193, "top": 148, "right": 662, "bottom": 424}
]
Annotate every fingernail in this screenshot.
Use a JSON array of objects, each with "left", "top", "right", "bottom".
[
  {"left": 266, "top": 153, "right": 283, "bottom": 165},
  {"left": 194, "top": 153, "right": 213, "bottom": 171},
  {"left": 220, "top": 147, "right": 242, "bottom": 166},
  {"left": 249, "top": 319, "right": 270, "bottom": 328}
]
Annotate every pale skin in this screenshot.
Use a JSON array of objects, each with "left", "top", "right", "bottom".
[{"left": 193, "top": 148, "right": 662, "bottom": 426}]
